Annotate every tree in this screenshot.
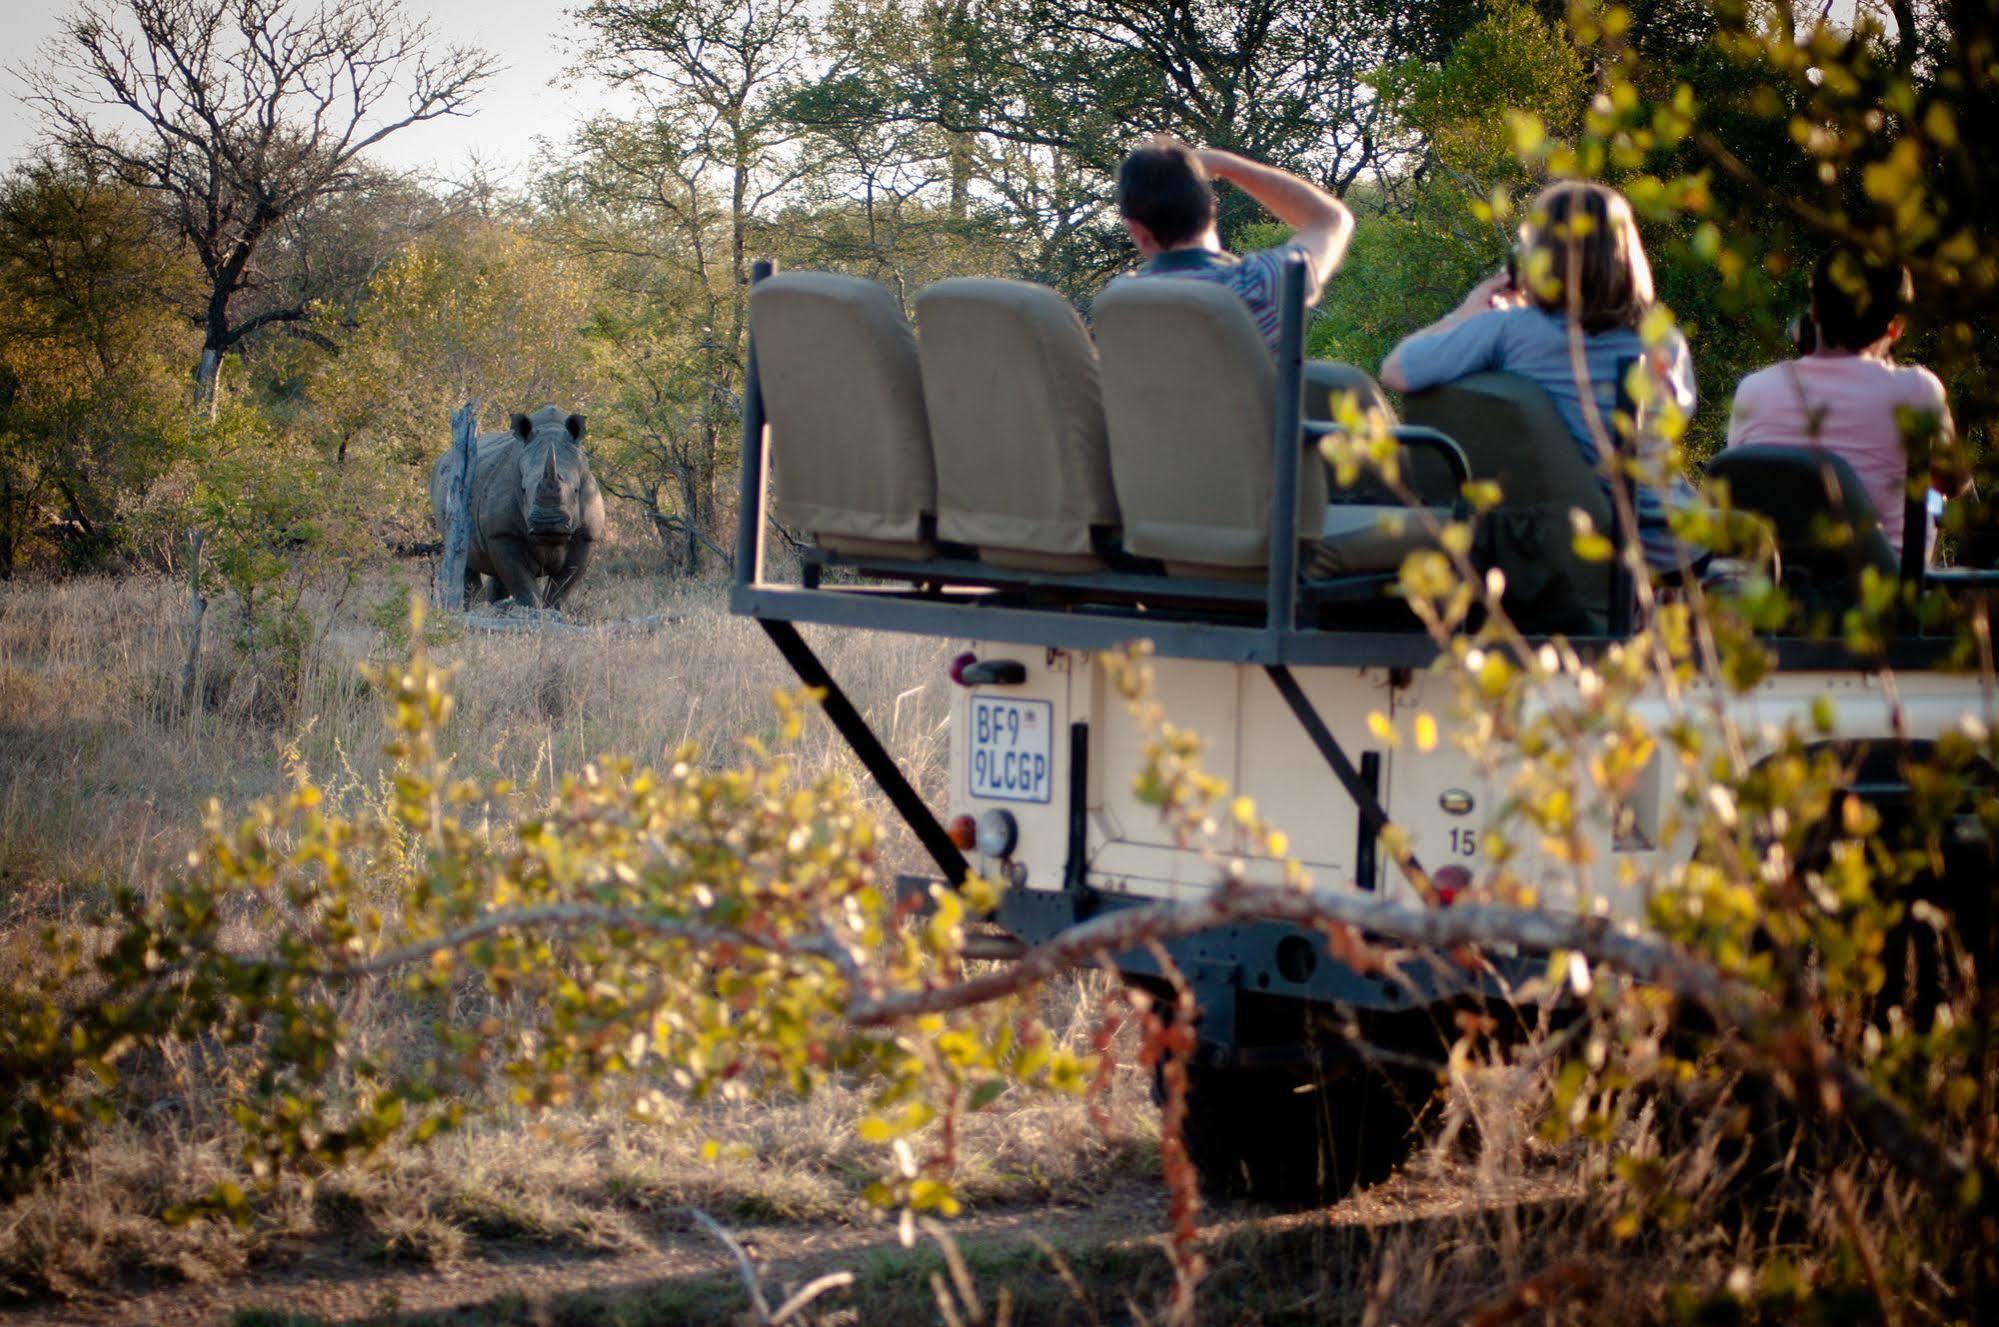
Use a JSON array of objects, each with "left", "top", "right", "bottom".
[
  {"left": 575, "top": 0, "right": 817, "bottom": 304},
  {"left": 0, "top": 156, "right": 197, "bottom": 574},
  {"left": 1314, "top": 1, "right": 1590, "bottom": 370},
  {"left": 304, "top": 217, "right": 601, "bottom": 542},
  {"left": 27, "top": 0, "right": 496, "bottom": 397},
  {"left": 559, "top": 0, "right": 821, "bottom": 572},
  {"left": 793, "top": 0, "right": 1467, "bottom": 290}
]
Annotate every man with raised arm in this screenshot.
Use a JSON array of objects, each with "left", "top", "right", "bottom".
[{"left": 1114, "top": 137, "right": 1355, "bottom": 358}]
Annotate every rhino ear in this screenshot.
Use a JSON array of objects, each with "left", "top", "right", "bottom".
[
  {"left": 565, "top": 413, "right": 586, "bottom": 442},
  {"left": 512, "top": 413, "right": 533, "bottom": 442}
]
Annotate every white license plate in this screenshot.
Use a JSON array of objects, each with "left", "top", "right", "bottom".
[{"left": 968, "top": 697, "right": 1054, "bottom": 804}]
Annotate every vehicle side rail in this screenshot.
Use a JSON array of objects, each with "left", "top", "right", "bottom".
[
  {"left": 796, "top": 549, "right": 1398, "bottom": 610},
  {"left": 1306, "top": 422, "right": 1472, "bottom": 512}
]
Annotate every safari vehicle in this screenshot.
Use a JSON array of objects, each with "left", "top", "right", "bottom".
[{"left": 727, "top": 255, "right": 1995, "bottom": 1201}]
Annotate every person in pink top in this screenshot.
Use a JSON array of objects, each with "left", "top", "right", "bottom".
[{"left": 1726, "top": 247, "right": 1962, "bottom": 558}]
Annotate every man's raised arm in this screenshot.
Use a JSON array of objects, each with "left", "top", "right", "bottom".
[{"left": 1194, "top": 148, "right": 1355, "bottom": 294}]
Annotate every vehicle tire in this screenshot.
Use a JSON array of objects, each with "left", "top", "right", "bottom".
[{"left": 1174, "top": 1060, "right": 1427, "bottom": 1205}]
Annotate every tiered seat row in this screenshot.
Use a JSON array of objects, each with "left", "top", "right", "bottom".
[{"left": 747, "top": 271, "right": 1465, "bottom": 611}]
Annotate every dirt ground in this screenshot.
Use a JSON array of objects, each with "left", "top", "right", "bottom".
[
  {"left": 0, "top": 1167, "right": 1587, "bottom": 1327},
  {"left": 2, "top": 1183, "right": 1165, "bottom": 1326}
]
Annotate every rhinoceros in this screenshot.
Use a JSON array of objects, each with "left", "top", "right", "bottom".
[{"left": 430, "top": 405, "right": 606, "bottom": 609}]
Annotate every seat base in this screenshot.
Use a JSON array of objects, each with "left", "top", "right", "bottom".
[{"left": 819, "top": 532, "right": 938, "bottom": 561}]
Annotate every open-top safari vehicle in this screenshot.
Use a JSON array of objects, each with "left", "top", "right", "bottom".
[{"left": 728, "top": 254, "right": 1997, "bottom": 1201}]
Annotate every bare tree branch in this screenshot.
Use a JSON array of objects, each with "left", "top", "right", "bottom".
[
  {"left": 23, "top": 0, "right": 497, "bottom": 385},
  {"left": 309, "top": 877, "right": 1971, "bottom": 1215}
]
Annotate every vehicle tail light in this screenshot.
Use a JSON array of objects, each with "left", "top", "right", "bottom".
[
  {"left": 948, "top": 814, "right": 978, "bottom": 850},
  {"left": 951, "top": 653, "right": 1027, "bottom": 686},
  {"left": 1432, "top": 864, "right": 1471, "bottom": 906}
]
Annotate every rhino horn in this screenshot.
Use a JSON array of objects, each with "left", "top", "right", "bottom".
[{"left": 540, "top": 447, "right": 560, "bottom": 493}]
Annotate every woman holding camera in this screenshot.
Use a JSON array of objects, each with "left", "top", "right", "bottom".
[{"left": 1380, "top": 180, "right": 1698, "bottom": 573}]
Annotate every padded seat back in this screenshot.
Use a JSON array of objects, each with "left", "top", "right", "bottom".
[
  {"left": 748, "top": 272, "right": 934, "bottom": 558},
  {"left": 1404, "top": 373, "right": 1611, "bottom": 629},
  {"left": 1093, "top": 277, "right": 1327, "bottom": 579},
  {"left": 1706, "top": 444, "right": 1896, "bottom": 598},
  {"left": 915, "top": 278, "right": 1118, "bottom": 571}
]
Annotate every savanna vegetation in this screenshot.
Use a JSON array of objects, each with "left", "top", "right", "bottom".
[{"left": 4, "top": 0, "right": 1999, "bottom": 1323}]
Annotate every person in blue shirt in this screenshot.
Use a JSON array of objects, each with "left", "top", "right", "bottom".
[
  {"left": 1113, "top": 136, "right": 1387, "bottom": 418},
  {"left": 1380, "top": 180, "right": 1700, "bottom": 573},
  {"left": 1114, "top": 137, "right": 1354, "bottom": 357}
]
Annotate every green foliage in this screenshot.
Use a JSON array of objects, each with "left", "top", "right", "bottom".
[
  {"left": 1376, "top": 0, "right": 1591, "bottom": 189},
  {"left": 0, "top": 158, "right": 200, "bottom": 574},
  {"left": 1305, "top": 204, "right": 1502, "bottom": 372},
  {"left": 305, "top": 226, "right": 602, "bottom": 541},
  {"left": 0, "top": 614, "right": 1084, "bottom": 1221}
]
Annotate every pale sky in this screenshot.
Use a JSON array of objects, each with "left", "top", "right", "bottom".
[
  {"left": 1, "top": 0, "right": 624, "bottom": 183},
  {"left": 0, "top": 0, "right": 1886, "bottom": 185}
]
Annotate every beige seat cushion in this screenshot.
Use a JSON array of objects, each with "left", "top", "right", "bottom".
[
  {"left": 916, "top": 278, "right": 1118, "bottom": 571},
  {"left": 749, "top": 272, "right": 935, "bottom": 557},
  {"left": 1093, "top": 277, "right": 1327, "bottom": 576}
]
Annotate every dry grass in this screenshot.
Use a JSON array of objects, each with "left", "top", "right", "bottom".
[
  {"left": 0, "top": 566, "right": 951, "bottom": 912},
  {"left": 0, "top": 567, "right": 1948, "bottom": 1324},
  {"left": 183, "top": 1046, "right": 1905, "bottom": 1326},
  {"left": 0, "top": 566, "right": 1164, "bottom": 1305}
]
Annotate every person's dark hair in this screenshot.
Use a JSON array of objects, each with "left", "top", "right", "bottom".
[
  {"left": 1811, "top": 247, "right": 1913, "bottom": 351},
  {"left": 1114, "top": 136, "right": 1215, "bottom": 249}
]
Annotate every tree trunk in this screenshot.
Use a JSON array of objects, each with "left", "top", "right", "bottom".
[
  {"left": 947, "top": 133, "right": 973, "bottom": 220},
  {"left": 434, "top": 401, "right": 479, "bottom": 609},
  {"left": 194, "top": 346, "right": 222, "bottom": 418},
  {"left": 678, "top": 466, "right": 702, "bottom": 575}
]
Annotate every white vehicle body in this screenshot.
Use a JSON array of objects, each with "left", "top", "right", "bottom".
[
  {"left": 950, "top": 647, "right": 1976, "bottom": 921},
  {"left": 730, "top": 254, "right": 1994, "bottom": 1199}
]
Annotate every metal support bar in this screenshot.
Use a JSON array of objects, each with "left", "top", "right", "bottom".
[
  {"left": 1899, "top": 489, "right": 1927, "bottom": 635},
  {"left": 1263, "top": 664, "right": 1425, "bottom": 883},
  {"left": 1355, "top": 750, "right": 1382, "bottom": 892},
  {"left": 734, "top": 259, "right": 775, "bottom": 589},
  {"left": 1063, "top": 722, "right": 1091, "bottom": 894},
  {"left": 1266, "top": 256, "right": 1307, "bottom": 634},
  {"left": 758, "top": 618, "right": 971, "bottom": 886}
]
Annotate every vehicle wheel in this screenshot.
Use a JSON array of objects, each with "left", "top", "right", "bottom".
[{"left": 1173, "top": 1060, "right": 1428, "bottom": 1205}]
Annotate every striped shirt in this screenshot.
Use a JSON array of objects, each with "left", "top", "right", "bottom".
[{"left": 1137, "top": 243, "right": 1314, "bottom": 356}]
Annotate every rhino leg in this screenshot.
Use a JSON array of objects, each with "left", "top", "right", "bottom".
[
  {"left": 463, "top": 567, "right": 486, "bottom": 606},
  {"left": 544, "top": 538, "right": 593, "bottom": 610},
  {"left": 487, "top": 538, "right": 545, "bottom": 609}
]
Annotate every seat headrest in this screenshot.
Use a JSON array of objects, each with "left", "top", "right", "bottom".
[
  {"left": 1707, "top": 443, "right": 1897, "bottom": 579},
  {"left": 915, "top": 278, "right": 1117, "bottom": 564},
  {"left": 1403, "top": 372, "right": 1606, "bottom": 515},
  {"left": 747, "top": 272, "right": 934, "bottom": 549},
  {"left": 1092, "top": 276, "right": 1322, "bottom": 572}
]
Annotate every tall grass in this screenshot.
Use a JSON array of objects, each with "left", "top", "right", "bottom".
[
  {"left": 0, "top": 571, "right": 1916, "bottom": 1322},
  {"left": 0, "top": 568, "right": 1149, "bottom": 1301},
  {"left": 0, "top": 569, "right": 954, "bottom": 915}
]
